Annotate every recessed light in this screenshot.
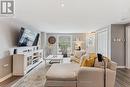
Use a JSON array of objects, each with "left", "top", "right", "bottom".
[
  {"left": 60, "top": 0, "right": 64, "bottom": 7},
  {"left": 61, "top": 3, "right": 64, "bottom": 7}
]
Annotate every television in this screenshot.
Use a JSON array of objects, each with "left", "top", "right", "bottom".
[{"left": 17, "top": 27, "right": 39, "bottom": 47}]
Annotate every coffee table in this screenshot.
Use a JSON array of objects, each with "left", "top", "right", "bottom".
[{"left": 44, "top": 55, "right": 63, "bottom": 64}]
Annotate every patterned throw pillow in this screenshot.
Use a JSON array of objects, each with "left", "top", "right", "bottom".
[{"left": 80, "top": 54, "right": 96, "bottom": 67}]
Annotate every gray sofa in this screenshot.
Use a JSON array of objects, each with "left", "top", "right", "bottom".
[{"left": 45, "top": 59, "right": 117, "bottom": 87}]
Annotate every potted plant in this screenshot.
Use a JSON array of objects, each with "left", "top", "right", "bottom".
[{"left": 59, "top": 42, "right": 69, "bottom": 57}]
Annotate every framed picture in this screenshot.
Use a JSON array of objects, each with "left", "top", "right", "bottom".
[{"left": 48, "top": 36, "right": 56, "bottom": 44}]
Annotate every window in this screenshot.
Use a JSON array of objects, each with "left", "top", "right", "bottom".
[{"left": 57, "top": 35, "right": 72, "bottom": 57}]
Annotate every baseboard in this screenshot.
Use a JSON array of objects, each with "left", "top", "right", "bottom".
[
  {"left": 0, "top": 73, "right": 12, "bottom": 82},
  {"left": 117, "top": 66, "right": 125, "bottom": 68}
]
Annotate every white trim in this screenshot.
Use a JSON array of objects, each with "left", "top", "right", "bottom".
[
  {"left": 117, "top": 66, "right": 125, "bottom": 68},
  {"left": 95, "top": 26, "right": 111, "bottom": 58},
  {"left": 126, "top": 26, "right": 130, "bottom": 69},
  {"left": 108, "top": 26, "right": 111, "bottom": 58},
  {"left": 0, "top": 73, "right": 12, "bottom": 82},
  {"left": 96, "top": 28, "right": 108, "bottom": 57},
  {"left": 96, "top": 26, "right": 110, "bottom": 33}
]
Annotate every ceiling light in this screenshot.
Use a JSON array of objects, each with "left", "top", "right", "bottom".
[
  {"left": 61, "top": 3, "right": 64, "bottom": 7},
  {"left": 60, "top": 0, "right": 64, "bottom": 7}
]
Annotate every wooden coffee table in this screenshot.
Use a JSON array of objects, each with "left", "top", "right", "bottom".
[{"left": 44, "top": 55, "right": 63, "bottom": 64}]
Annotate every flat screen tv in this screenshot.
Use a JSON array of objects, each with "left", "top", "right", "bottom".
[{"left": 17, "top": 27, "right": 39, "bottom": 47}]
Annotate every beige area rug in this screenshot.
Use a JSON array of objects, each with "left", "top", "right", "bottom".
[{"left": 12, "top": 63, "right": 50, "bottom": 87}]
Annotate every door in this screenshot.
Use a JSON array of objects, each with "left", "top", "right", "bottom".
[
  {"left": 96, "top": 29, "right": 108, "bottom": 57},
  {"left": 126, "top": 26, "right": 130, "bottom": 68}
]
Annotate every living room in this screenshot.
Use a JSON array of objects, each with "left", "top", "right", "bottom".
[{"left": 0, "top": 0, "right": 130, "bottom": 87}]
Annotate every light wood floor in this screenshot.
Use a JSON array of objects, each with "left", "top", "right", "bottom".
[
  {"left": 115, "top": 68, "right": 130, "bottom": 87},
  {"left": 0, "top": 68, "right": 130, "bottom": 87},
  {"left": 0, "top": 76, "right": 21, "bottom": 87}
]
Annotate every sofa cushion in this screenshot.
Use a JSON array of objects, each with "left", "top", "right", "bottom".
[
  {"left": 46, "top": 63, "right": 80, "bottom": 81},
  {"left": 89, "top": 53, "right": 97, "bottom": 59}
]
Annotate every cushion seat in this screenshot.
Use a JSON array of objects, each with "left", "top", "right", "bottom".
[{"left": 46, "top": 63, "right": 80, "bottom": 81}]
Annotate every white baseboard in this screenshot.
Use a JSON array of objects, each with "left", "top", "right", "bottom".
[
  {"left": 117, "top": 66, "right": 125, "bottom": 68},
  {"left": 0, "top": 73, "right": 12, "bottom": 82}
]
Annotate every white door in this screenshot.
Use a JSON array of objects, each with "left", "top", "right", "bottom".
[
  {"left": 126, "top": 26, "right": 130, "bottom": 69},
  {"left": 97, "top": 29, "right": 108, "bottom": 57}
]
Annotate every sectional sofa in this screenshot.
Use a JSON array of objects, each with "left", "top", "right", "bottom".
[{"left": 45, "top": 52, "right": 117, "bottom": 87}]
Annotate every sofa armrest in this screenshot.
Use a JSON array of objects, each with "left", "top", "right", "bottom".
[
  {"left": 77, "top": 67, "right": 116, "bottom": 87},
  {"left": 108, "top": 61, "right": 117, "bottom": 71},
  {"left": 78, "top": 67, "right": 104, "bottom": 81}
]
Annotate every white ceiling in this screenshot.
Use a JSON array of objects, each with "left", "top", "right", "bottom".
[{"left": 15, "top": 0, "right": 130, "bottom": 33}]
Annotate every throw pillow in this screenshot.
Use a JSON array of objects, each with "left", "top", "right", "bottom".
[
  {"left": 74, "top": 51, "right": 83, "bottom": 58},
  {"left": 80, "top": 57, "right": 95, "bottom": 67},
  {"left": 89, "top": 53, "right": 97, "bottom": 59},
  {"left": 86, "top": 58, "right": 95, "bottom": 67},
  {"left": 79, "top": 54, "right": 89, "bottom": 64},
  {"left": 80, "top": 55, "right": 87, "bottom": 66}
]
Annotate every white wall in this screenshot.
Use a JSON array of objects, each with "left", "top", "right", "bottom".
[
  {"left": 0, "top": 20, "right": 19, "bottom": 59},
  {"left": 0, "top": 18, "right": 41, "bottom": 80},
  {"left": 0, "top": 18, "right": 40, "bottom": 59},
  {"left": 0, "top": 18, "right": 20, "bottom": 80}
]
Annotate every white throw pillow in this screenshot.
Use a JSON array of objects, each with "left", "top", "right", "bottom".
[{"left": 74, "top": 51, "right": 83, "bottom": 58}]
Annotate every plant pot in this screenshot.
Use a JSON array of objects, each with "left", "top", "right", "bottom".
[{"left": 63, "top": 54, "right": 67, "bottom": 57}]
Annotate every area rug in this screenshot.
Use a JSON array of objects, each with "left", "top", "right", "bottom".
[{"left": 12, "top": 63, "right": 50, "bottom": 87}]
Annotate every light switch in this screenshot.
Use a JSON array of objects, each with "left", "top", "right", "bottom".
[{"left": 3, "top": 64, "right": 9, "bottom": 67}]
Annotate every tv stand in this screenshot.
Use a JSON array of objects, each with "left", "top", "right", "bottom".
[{"left": 12, "top": 47, "right": 43, "bottom": 76}]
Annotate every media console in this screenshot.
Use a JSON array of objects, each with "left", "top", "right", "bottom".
[{"left": 10, "top": 46, "right": 43, "bottom": 76}]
